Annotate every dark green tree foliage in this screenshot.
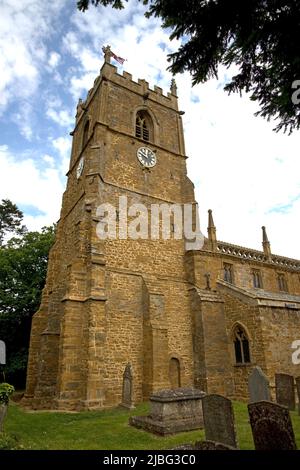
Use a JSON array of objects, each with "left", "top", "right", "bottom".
[
  {"left": 77, "top": 0, "right": 125, "bottom": 10},
  {"left": 0, "top": 199, "right": 26, "bottom": 246},
  {"left": 0, "top": 214, "right": 55, "bottom": 387},
  {"left": 77, "top": 0, "right": 300, "bottom": 133}
]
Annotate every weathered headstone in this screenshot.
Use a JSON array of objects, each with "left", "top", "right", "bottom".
[
  {"left": 0, "top": 340, "right": 6, "bottom": 365},
  {"left": 296, "top": 376, "right": 300, "bottom": 415},
  {"left": 275, "top": 373, "right": 295, "bottom": 411},
  {"left": 248, "top": 401, "right": 297, "bottom": 450},
  {"left": 195, "top": 440, "right": 237, "bottom": 450},
  {"left": 202, "top": 394, "right": 238, "bottom": 448},
  {"left": 130, "top": 388, "right": 205, "bottom": 435},
  {"left": 248, "top": 366, "right": 270, "bottom": 403},
  {"left": 170, "top": 444, "right": 197, "bottom": 450},
  {"left": 171, "top": 440, "right": 237, "bottom": 451},
  {"left": 120, "top": 363, "right": 135, "bottom": 409}
]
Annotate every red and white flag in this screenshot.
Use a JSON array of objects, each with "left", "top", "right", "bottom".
[{"left": 110, "top": 50, "right": 126, "bottom": 65}]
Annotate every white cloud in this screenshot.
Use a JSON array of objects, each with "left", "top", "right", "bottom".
[
  {"left": 70, "top": 1, "right": 147, "bottom": 41},
  {"left": 177, "top": 71, "right": 300, "bottom": 258},
  {"left": 46, "top": 108, "right": 74, "bottom": 128},
  {"left": 62, "top": 1, "right": 175, "bottom": 100},
  {"left": 52, "top": 136, "right": 72, "bottom": 174},
  {"left": 45, "top": 94, "right": 74, "bottom": 128},
  {"left": 48, "top": 51, "right": 61, "bottom": 68},
  {"left": 62, "top": 31, "right": 101, "bottom": 100},
  {"left": 11, "top": 101, "right": 34, "bottom": 141},
  {"left": 0, "top": 0, "right": 67, "bottom": 113},
  {"left": 0, "top": 145, "right": 64, "bottom": 230},
  {"left": 43, "top": 154, "right": 55, "bottom": 167},
  {"left": 70, "top": 72, "right": 99, "bottom": 100},
  {"left": 52, "top": 136, "right": 71, "bottom": 158}
]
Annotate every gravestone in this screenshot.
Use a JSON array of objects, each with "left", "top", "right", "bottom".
[
  {"left": 170, "top": 444, "right": 197, "bottom": 450},
  {"left": 275, "top": 373, "right": 295, "bottom": 411},
  {"left": 120, "top": 363, "right": 135, "bottom": 409},
  {"left": 171, "top": 440, "right": 237, "bottom": 451},
  {"left": 130, "top": 388, "right": 205, "bottom": 435},
  {"left": 195, "top": 440, "right": 237, "bottom": 450},
  {"left": 0, "top": 340, "right": 6, "bottom": 364},
  {"left": 202, "top": 394, "right": 238, "bottom": 448},
  {"left": 296, "top": 376, "right": 300, "bottom": 415},
  {"left": 248, "top": 401, "right": 297, "bottom": 450},
  {"left": 248, "top": 366, "right": 270, "bottom": 403}
]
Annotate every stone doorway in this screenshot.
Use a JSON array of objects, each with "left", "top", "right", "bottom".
[{"left": 169, "top": 357, "right": 181, "bottom": 388}]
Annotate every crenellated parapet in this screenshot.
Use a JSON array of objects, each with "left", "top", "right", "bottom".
[{"left": 74, "top": 62, "right": 179, "bottom": 130}]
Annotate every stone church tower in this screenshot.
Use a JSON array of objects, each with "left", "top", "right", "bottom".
[
  {"left": 24, "top": 55, "right": 199, "bottom": 410},
  {"left": 24, "top": 54, "right": 300, "bottom": 410}
]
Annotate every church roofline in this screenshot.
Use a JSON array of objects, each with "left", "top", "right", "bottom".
[
  {"left": 189, "top": 238, "right": 300, "bottom": 271},
  {"left": 216, "top": 240, "right": 300, "bottom": 270}
]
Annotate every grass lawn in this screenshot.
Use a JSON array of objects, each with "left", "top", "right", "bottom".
[{"left": 1, "top": 400, "right": 300, "bottom": 450}]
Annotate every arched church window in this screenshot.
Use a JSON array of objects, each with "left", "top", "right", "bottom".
[
  {"left": 233, "top": 326, "right": 251, "bottom": 364},
  {"left": 253, "top": 269, "right": 263, "bottom": 288},
  {"left": 224, "top": 263, "right": 234, "bottom": 284},
  {"left": 135, "top": 111, "right": 153, "bottom": 142},
  {"left": 277, "top": 273, "right": 288, "bottom": 292},
  {"left": 82, "top": 119, "right": 90, "bottom": 149}
]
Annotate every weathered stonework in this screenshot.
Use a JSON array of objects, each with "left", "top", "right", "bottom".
[
  {"left": 248, "top": 400, "right": 297, "bottom": 450},
  {"left": 129, "top": 388, "right": 205, "bottom": 435},
  {"left": 248, "top": 366, "right": 271, "bottom": 403},
  {"left": 120, "top": 363, "right": 135, "bottom": 409},
  {"left": 23, "top": 58, "right": 300, "bottom": 410},
  {"left": 202, "top": 394, "right": 238, "bottom": 448}
]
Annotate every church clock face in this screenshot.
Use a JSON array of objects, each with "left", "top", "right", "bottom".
[
  {"left": 76, "top": 157, "right": 84, "bottom": 179},
  {"left": 137, "top": 147, "right": 156, "bottom": 168}
]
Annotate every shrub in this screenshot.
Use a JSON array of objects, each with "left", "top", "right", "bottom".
[
  {"left": 0, "top": 432, "right": 20, "bottom": 450},
  {"left": 0, "top": 383, "right": 15, "bottom": 405}
]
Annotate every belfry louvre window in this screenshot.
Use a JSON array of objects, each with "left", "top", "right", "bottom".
[
  {"left": 233, "top": 326, "right": 251, "bottom": 364},
  {"left": 224, "top": 263, "right": 234, "bottom": 284},
  {"left": 136, "top": 111, "right": 152, "bottom": 141}
]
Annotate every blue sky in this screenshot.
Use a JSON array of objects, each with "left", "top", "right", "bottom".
[{"left": 1, "top": 0, "right": 300, "bottom": 258}]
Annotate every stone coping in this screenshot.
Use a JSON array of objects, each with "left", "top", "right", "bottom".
[
  {"left": 150, "top": 387, "right": 205, "bottom": 402},
  {"left": 217, "top": 280, "right": 300, "bottom": 308}
]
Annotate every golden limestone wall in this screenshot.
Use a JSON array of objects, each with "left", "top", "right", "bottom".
[
  {"left": 260, "top": 306, "right": 300, "bottom": 399},
  {"left": 102, "top": 273, "right": 194, "bottom": 405},
  {"left": 190, "top": 288, "right": 234, "bottom": 397},
  {"left": 187, "top": 250, "right": 300, "bottom": 295},
  {"left": 187, "top": 249, "right": 300, "bottom": 401},
  {"left": 221, "top": 295, "right": 300, "bottom": 401},
  {"left": 221, "top": 291, "right": 265, "bottom": 401}
]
